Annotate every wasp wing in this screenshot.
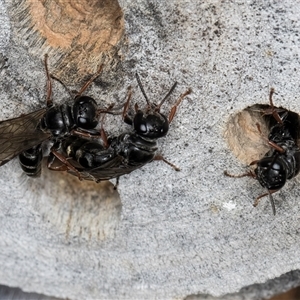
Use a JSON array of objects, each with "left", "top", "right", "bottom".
[
  {"left": 0, "top": 108, "right": 50, "bottom": 166},
  {"left": 67, "top": 155, "right": 146, "bottom": 182}
]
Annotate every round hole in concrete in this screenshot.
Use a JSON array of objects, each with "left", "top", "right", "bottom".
[{"left": 224, "top": 104, "right": 300, "bottom": 165}]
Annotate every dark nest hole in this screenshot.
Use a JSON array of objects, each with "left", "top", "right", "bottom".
[{"left": 224, "top": 103, "right": 300, "bottom": 165}]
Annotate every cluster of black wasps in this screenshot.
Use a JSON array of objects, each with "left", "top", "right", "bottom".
[
  {"left": 0, "top": 55, "right": 191, "bottom": 187},
  {"left": 1, "top": 55, "right": 299, "bottom": 215}
]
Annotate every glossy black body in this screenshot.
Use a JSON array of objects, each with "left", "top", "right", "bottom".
[
  {"left": 52, "top": 75, "right": 190, "bottom": 182},
  {"left": 20, "top": 95, "right": 99, "bottom": 175},
  {"left": 0, "top": 95, "right": 100, "bottom": 174},
  {"left": 110, "top": 132, "right": 159, "bottom": 166},
  {"left": 58, "top": 131, "right": 160, "bottom": 182},
  {"left": 62, "top": 136, "right": 113, "bottom": 169},
  {"left": 19, "top": 144, "right": 43, "bottom": 177},
  {"left": 133, "top": 110, "right": 169, "bottom": 139},
  {"left": 40, "top": 95, "right": 98, "bottom": 137},
  {"left": 0, "top": 54, "right": 105, "bottom": 177},
  {"left": 255, "top": 113, "right": 300, "bottom": 190},
  {"left": 225, "top": 92, "right": 300, "bottom": 214}
]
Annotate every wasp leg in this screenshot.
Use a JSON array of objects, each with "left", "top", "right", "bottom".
[
  {"left": 47, "top": 149, "right": 83, "bottom": 181},
  {"left": 50, "top": 74, "right": 73, "bottom": 98},
  {"left": 76, "top": 64, "right": 104, "bottom": 97},
  {"left": 260, "top": 88, "right": 285, "bottom": 125},
  {"left": 113, "top": 177, "right": 120, "bottom": 190},
  {"left": 154, "top": 155, "right": 180, "bottom": 171},
  {"left": 122, "top": 86, "right": 133, "bottom": 125},
  {"left": 168, "top": 88, "right": 192, "bottom": 123},
  {"left": 47, "top": 153, "right": 68, "bottom": 172},
  {"left": 99, "top": 108, "right": 111, "bottom": 148},
  {"left": 68, "top": 104, "right": 117, "bottom": 146},
  {"left": 224, "top": 170, "right": 256, "bottom": 178},
  {"left": 253, "top": 189, "right": 278, "bottom": 215},
  {"left": 97, "top": 104, "right": 117, "bottom": 117},
  {"left": 268, "top": 141, "right": 285, "bottom": 153},
  {"left": 255, "top": 123, "right": 285, "bottom": 154},
  {"left": 70, "top": 129, "right": 102, "bottom": 139}
]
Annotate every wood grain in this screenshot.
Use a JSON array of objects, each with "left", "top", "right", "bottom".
[{"left": 10, "top": 0, "right": 125, "bottom": 83}]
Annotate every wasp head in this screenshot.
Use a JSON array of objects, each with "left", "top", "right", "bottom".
[
  {"left": 133, "top": 110, "right": 169, "bottom": 139},
  {"left": 255, "top": 156, "right": 287, "bottom": 190}
]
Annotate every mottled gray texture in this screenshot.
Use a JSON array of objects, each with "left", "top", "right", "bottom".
[{"left": 1, "top": 0, "right": 300, "bottom": 300}]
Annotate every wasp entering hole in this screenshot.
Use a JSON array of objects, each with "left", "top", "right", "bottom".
[
  {"left": 225, "top": 102, "right": 300, "bottom": 165},
  {"left": 224, "top": 89, "right": 300, "bottom": 215}
]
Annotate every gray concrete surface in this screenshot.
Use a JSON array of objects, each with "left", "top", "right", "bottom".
[{"left": 1, "top": 0, "right": 300, "bottom": 299}]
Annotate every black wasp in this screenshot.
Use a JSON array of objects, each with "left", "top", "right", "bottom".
[
  {"left": 0, "top": 54, "right": 108, "bottom": 176},
  {"left": 48, "top": 73, "right": 192, "bottom": 184},
  {"left": 225, "top": 88, "right": 300, "bottom": 215}
]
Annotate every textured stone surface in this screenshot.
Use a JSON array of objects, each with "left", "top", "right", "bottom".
[{"left": 1, "top": 0, "right": 300, "bottom": 299}]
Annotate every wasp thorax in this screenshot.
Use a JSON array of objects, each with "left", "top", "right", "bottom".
[{"left": 73, "top": 96, "right": 98, "bottom": 129}]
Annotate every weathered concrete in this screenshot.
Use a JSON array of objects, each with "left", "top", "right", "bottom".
[{"left": 1, "top": 0, "right": 300, "bottom": 299}]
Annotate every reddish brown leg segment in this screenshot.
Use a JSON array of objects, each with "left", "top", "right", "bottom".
[
  {"left": 76, "top": 64, "right": 104, "bottom": 97},
  {"left": 48, "top": 149, "right": 83, "bottom": 181},
  {"left": 154, "top": 155, "right": 180, "bottom": 171},
  {"left": 261, "top": 88, "right": 284, "bottom": 125},
  {"left": 70, "top": 129, "right": 101, "bottom": 139},
  {"left": 253, "top": 189, "right": 278, "bottom": 215},
  {"left": 224, "top": 170, "right": 256, "bottom": 179},
  {"left": 255, "top": 123, "right": 285, "bottom": 153},
  {"left": 99, "top": 113, "right": 109, "bottom": 148},
  {"left": 122, "top": 86, "right": 133, "bottom": 123},
  {"left": 169, "top": 88, "right": 192, "bottom": 123}
]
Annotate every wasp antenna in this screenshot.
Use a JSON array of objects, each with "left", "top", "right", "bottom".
[
  {"left": 268, "top": 189, "right": 276, "bottom": 215},
  {"left": 157, "top": 81, "right": 178, "bottom": 111},
  {"left": 135, "top": 73, "right": 150, "bottom": 105},
  {"left": 50, "top": 74, "right": 73, "bottom": 98},
  {"left": 268, "top": 88, "right": 284, "bottom": 125},
  {"left": 44, "top": 54, "right": 53, "bottom": 107},
  {"left": 269, "top": 88, "right": 275, "bottom": 108}
]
